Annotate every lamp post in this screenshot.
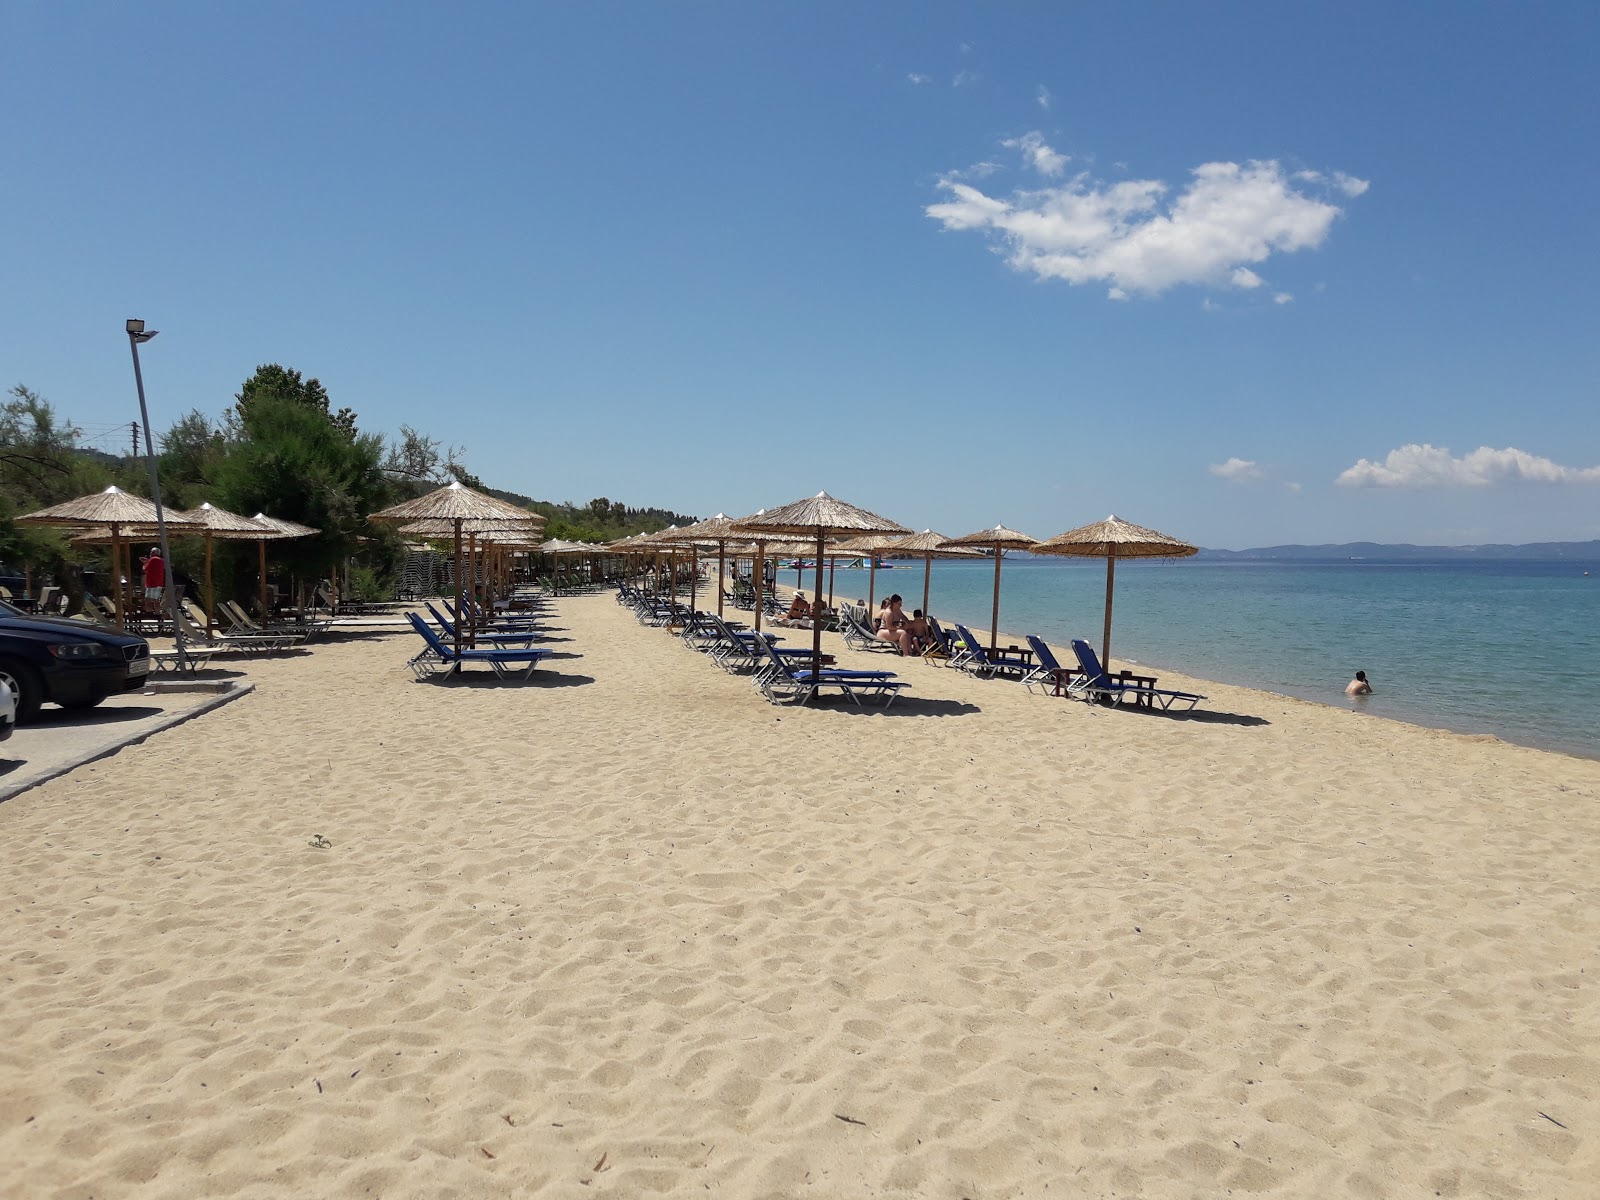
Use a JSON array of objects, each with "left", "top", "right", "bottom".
[{"left": 126, "top": 319, "right": 187, "bottom": 664}]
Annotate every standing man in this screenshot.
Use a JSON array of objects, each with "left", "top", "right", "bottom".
[{"left": 142, "top": 545, "right": 165, "bottom": 614}]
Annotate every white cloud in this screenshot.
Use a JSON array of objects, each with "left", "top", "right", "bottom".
[
  {"left": 1036, "top": 85, "right": 1052, "bottom": 110},
  {"left": 953, "top": 69, "right": 978, "bottom": 88},
  {"left": 1210, "top": 457, "right": 1265, "bottom": 482},
  {"left": 1002, "top": 131, "right": 1067, "bottom": 177},
  {"left": 907, "top": 72, "right": 931, "bottom": 85},
  {"left": 1284, "top": 481, "right": 1303, "bottom": 492},
  {"left": 1337, "top": 444, "right": 1600, "bottom": 488},
  {"left": 1273, "top": 291, "right": 1293, "bottom": 304},
  {"left": 925, "top": 154, "right": 1367, "bottom": 298}
]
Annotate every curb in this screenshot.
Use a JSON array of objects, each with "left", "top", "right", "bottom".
[{"left": 0, "top": 683, "right": 256, "bottom": 804}]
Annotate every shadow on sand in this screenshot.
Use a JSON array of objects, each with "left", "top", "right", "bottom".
[
  {"left": 807, "top": 696, "right": 981, "bottom": 718},
  {"left": 417, "top": 671, "right": 597, "bottom": 690},
  {"left": 28, "top": 704, "right": 167, "bottom": 729}
]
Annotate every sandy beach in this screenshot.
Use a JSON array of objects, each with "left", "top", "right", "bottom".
[{"left": 3, "top": 588, "right": 1597, "bottom": 1198}]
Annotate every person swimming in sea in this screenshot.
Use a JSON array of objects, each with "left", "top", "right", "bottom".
[{"left": 1345, "top": 670, "right": 1372, "bottom": 696}]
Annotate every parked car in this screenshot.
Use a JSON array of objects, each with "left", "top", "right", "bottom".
[
  {"left": 0, "top": 677, "right": 14, "bottom": 743},
  {"left": 0, "top": 600, "right": 151, "bottom": 723}
]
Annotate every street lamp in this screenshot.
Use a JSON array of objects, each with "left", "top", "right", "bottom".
[{"left": 126, "top": 318, "right": 187, "bottom": 663}]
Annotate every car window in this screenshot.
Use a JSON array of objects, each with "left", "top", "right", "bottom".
[{"left": 0, "top": 600, "right": 22, "bottom": 617}]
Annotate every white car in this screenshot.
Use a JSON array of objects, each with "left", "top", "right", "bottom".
[{"left": 0, "top": 677, "right": 14, "bottom": 743}]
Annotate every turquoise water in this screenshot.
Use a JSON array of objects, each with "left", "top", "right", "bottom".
[{"left": 802, "top": 556, "right": 1600, "bottom": 759}]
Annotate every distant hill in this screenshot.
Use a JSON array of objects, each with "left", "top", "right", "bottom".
[{"left": 1197, "top": 540, "right": 1600, "bottom": 561}]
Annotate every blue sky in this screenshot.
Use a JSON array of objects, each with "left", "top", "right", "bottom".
[{"left": 4, "top": 2, "right": 1597, "bottom": 548}]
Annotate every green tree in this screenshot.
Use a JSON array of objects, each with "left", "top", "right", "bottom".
[
  {"left": 230, "top": 364, "right": 358, "bottom": 441},
  {"left": 0, "top": 385, "right": 116, "bottom": 603}
]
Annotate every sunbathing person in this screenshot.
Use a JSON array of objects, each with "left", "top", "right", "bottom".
[
  {"left": 876, "top": 594, "right": 916, "bottom": 655},
  {"left": 774, "top": 592, "right": 813, "bottom": 627}
]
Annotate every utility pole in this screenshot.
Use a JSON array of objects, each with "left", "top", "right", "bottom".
[
  {"left": 126, "top": 319, "right": 187, "bottom": 665},
  {"left": 131, "top": 421, "right": 140, "bottom": 461}
]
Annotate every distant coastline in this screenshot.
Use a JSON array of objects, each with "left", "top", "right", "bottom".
[{"left": 1195, "top": 539, "right": 1600, "bottom": 562}]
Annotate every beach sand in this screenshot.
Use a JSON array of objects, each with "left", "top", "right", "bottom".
[{"left": 2, "top": 589, "right": 1597, "bottom": 1198}]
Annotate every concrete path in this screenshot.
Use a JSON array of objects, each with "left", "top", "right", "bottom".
[{"left": 0, "top": 682, "right": 254, "bottom": 803}]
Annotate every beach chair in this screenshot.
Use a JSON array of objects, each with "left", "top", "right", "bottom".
[
  {"left": 1021, "top": 636, "right": 1081, "bottom": 696},
  {"left": 838, "top": 604, "right": 900, "bottom": 653},
  {"left": 922, "top": 617, "right": 962, "bottom": 666},
  {"left": 425, "top": 604, "right": 537, "bottom": 648},
  {"left": 951, "top": 624, "right": 1031, "bottom": 679},
  {"left": 221, "top": 601, "right": 309, "bottom": 645},
  {"left": 175, "top": 605, "right": 300, "bottom": 654},
  {"left": 750, "top": 637, "right": 908, "bottom": 708},
  {"left": 1067, "top": 639, "right": 1206, "bottom": 712},
  {"left": 405, "top": 613, "right": 551, "bottom": 680}
]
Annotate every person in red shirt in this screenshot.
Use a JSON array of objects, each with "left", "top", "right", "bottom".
[{"left": 141, "top": 547, "right": 165, "bottom": 613}]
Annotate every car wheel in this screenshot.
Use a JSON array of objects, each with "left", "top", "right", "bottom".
[{"left": 0, "top": 657, "right": 43, "bottom": 723}]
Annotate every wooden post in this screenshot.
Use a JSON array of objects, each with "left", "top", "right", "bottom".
[
  {"left": 1102, "top": 556, "right": 1116, "bottom": 671},
  {"left": 989, "top": 544, "right": 1002, "bottom": 654}
]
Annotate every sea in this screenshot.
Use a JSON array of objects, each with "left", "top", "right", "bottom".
[{"left": 796, "top": 556, "right": 1600, "bottom": 760}]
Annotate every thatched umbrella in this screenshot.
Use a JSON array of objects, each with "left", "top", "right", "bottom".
[
  {"left": 371, "top": 482, "right": 538, "bottom": 654},
  {"left": 882, "top": 530, "right": 984, "bottom": 617},
  {"left": 734, "top": 492, "right": 909, "bottom": 681},
  {"left": 656, "top": 514, "right": 748, "bottom": 617},
  {"left": 175, "top": 503, "right": 279, "bottom": 634},
  {"left": 939, "top": 524, "right": 1039, "bottom": 654},
  {"left": 1033, "top": 514, "right": 1198, "bottom": 669},
  {"left": 15, "top": 486, "right": 202, "bottom": 631},
  {"left": 248, "top": 513, "right": 320, "bottom": 616}
]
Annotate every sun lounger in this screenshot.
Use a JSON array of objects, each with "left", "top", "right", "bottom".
[
  {"left": 750, "top": 637, "right": 908, "bottom": 707},
  {"left": 425, "top": 605, "right": 537, "bottom": 647},
  {"left": 175, "top": 605, "right": 300, "bottom": 654},
  {"left": 1021, "top": 635, "right": 1082, "bottom": 696},
  {"left": 838, "top": 604, "right": 900, "bottom": 653},
  {"left": 221, "top": 601, "right": 309, "bottom": 644},
  {"left": 1068, "top": 639, "right": 1206, "bottom": 712},
  {"left": 405, "top": 613, "right": 552, "bottom": 680},
  {"left": 951, "top": 624, "right": 1031, "bottom": 679}
]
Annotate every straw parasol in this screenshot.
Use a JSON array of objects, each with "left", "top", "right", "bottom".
[
  {"left": 882, "top": 530, "right": 984, "bottom": 618},
  {"left": 371, "top": 482, "right": 539, "bottom": 653},
  {"left": 243, "top": 514, "right": 320, "bottom": 617},
  {"left": 15, "top": 486, "right": 202, "bottom": 631},
  {"left": 734, "top": 492, "right": 909, "bottom": 681},
  {"left": 1033, "top": 514, "right": 1198, "bottom": 669},
  {"left": 939, "top": 524, "right": 1039, "bottom": 654},
  {"left": 173, "top": 502, "right": 279, "bottom": 634},
  {"left": 657, "top": 513, "right": 752, "bottom": 618}
]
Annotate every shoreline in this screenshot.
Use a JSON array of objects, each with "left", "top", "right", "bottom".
[{"left": 764, "top": 574, "right": 1600, "bottom": 764}]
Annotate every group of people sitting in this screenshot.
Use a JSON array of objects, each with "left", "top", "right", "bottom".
[
  {"left": 870, "top": 593, "right": 932, "bottom": 656},
  {"left": 774, "top": 591, "right": 930, "bottom": 657}
]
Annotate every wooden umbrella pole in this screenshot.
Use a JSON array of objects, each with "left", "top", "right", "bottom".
[
  {"left": 467, "top": 531, "right": 478, "bottom": 648},
  {"left": 205, "top": 531, "right": 215, "bottom": 634},
  {"left": 111, "top": 524, "right": 124, "bottom": 630},
  {"left": 1102, "top": 555, "right": 1116, "bottom": 671},
  {"left": 989, "top": 544, "right": 1002, "bottom": 653},
  {"left": 828, "top": 555, "right": 836, "bottom": 607},
  {"left": 868, "top": 556, "right": 878, "bottom": 613},
  {"left": 716, "top": 542, "right": 726, "bottom": 617},
  {"left": 258, "top": 540, "right": 268, "bottom": 619},
  {"left": 753, "top": 540, "right": 765, "bottom": 633},
  {"left": 452, "top": 518, "right": 464, "bottom": 658},
  {"left": 922, "top": 553, "right": 931, "bottom": 618},
  {"left": 690, "top": 545, "right": 699, "bottom": 613},
  {"left": 811, "top": 530, "right": 825, "bottom": 689}
]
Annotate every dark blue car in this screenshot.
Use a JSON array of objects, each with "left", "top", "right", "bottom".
[{"left": 0, "top": 599, "right": 151, "bottom": 722}]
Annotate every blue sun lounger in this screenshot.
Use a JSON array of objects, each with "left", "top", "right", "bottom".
[
  {"left": 407, "top": 613, "right": 552, "bottom": 680},
  {"left": 1068, "top": 639, "right": 1206, "bottom": 712},
  {"left": 951, "top": 624, "right": 1032, "bottom": 679},
  {"left": 751, "top": 637, "right": 908, "bottom": 707},
  {"left": 425, "top": 603, "right": 539, "bottom": 647}
]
